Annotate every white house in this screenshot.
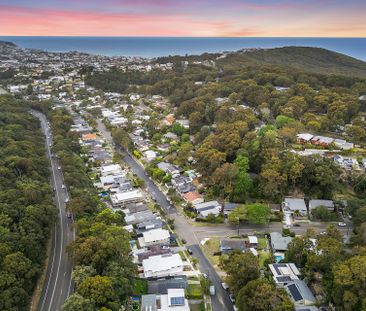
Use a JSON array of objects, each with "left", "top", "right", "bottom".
[
  {"left": 193, "top": 201, "right": 221, "bottom": 218},
  {"left": 110, "top": 189, "right": 144, "bottom": 207},
  {"left": 100, "top": 164, "right": 123, "bottom": 176},
  {"left": 144, "top": 150, "right": 158, "bottom": 162},
  {"left": 141, "top": 288, "right": 190, "bottom": 311},
  {"left": 282, "top": 198, "right": 307, "bottom": 216},
  {"left": 138, "top": 228, "right": 170, "bottom": 248},
  {"left": 143, "top": 254, "right": 184, "bottom": 278}
]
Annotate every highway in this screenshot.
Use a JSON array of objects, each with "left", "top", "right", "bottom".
[
  {"left": 30, "top": 110, "right": 75, "bottom": 311},
  {"left": 96, "top": 119, "right": 234, "bottom": 311}
]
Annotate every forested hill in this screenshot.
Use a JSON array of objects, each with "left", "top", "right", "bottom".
[{"left": 218, "top": 47, "right": 366, "bottom": 78}]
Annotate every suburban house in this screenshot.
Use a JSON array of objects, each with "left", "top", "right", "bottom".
[
  {"left": 285, "top": 280, "right": 317, "bottom": 307},
  {"left": 148, "top": 277, "right": 188, "bottom": 294},
  {"left": 142, "top": 254, "right": 184, "bottom": 278},
  {"left": 157, "top": 162, "right": 181, "bottom": 176},
  {"left": 269, "top": 263, "right": 301, "bottom": 285},
  {"left": 125, "top": 211, "right": 157, "bottom": 225},
  {"left": 310, "top": 135, "right": 334, "bottom": 147},
  {"left": 110, "top": 189, "right": 144, "bottom": 207},
  {"left": 141, "top": 288, "right": 190, "bottom": 311},
  {"left": 144, "top": 150, "right": 158, "bottom": 162},
  {"left": 182, "top": 191, "right": 204, "bottom": 205},
  {"left": 220, "top": 239, "right": 246, "bottom": 254},
  {"left": 193, "top": 201, "right": 221, "bottom": 218},
  {"left": 100, "top": 164, "right": 123, "bottom": 176},
  {"left": 138, "top": 228, "right": 170, "bottom": 248},
  {"left": 223, "top": 203, "right": 239, "bottom": 216},
  {"left": 308, "top": 199, "right": 334, "bottom": 212},
  {"left": 297, "top": 133, "right": 314, "bottom": 144},
  {"left": 136, "top": 219, "right": 164, "bottom": 236},
  {"left": 270, "top": 232, "right": 293, "bottom": 253},
  {"left": 247, "top": 235, "right": 259, "bottom": 248},
  {"left": 282, "top": 198, "right": 307, "bottom": 216}
]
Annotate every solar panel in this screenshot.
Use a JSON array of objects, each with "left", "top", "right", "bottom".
[
  {"left": 170, "top": 297, "right": 185, "bottom": 306},
  {"left": 276, "top": 276, "right": 292, "bottom": 282},
  {"left": 288, "top": 284, "right": 303, "bottom": 301}
]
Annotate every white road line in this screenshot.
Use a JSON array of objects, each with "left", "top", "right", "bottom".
[{"left": 35, "top": 115, "right": 64, "bottom": 311}]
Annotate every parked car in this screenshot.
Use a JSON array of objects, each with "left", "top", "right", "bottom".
[
  {"left": 67, "top": 212, "right": 72, "bottom": 219},
  {"left": 181, "top": 239, "right": 187, "bottom": 244},
  {"left": 209, "top": 285, "right": 215, "bottom": 296},
  {"left": 221, "top": 282, "right": 229, "bottom": 290},
  {"left": 62, "top": 184, "right": 65, "bottom": 189},
  {"left": 338, "top": 222, "right": 347, "bottom": 227},
  {"left": 187, "top": 248, "right": 193, "bottom": 255},
  {"left": 229, "top": 294, "right": 236, "bottom": 303}
]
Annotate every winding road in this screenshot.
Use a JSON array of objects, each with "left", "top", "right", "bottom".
[{"left": 31, "top": 110, "right": 75, "bottom": 311}]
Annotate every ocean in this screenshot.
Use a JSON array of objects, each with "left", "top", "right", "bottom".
[{"left": 0, "top": 36, "right": 365, "bottom": 61}]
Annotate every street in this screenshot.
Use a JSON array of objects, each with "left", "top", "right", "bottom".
[
  {"left": 96, "top": 119, "right": 234, "bottom": 311},
  {"left": 31, "top": 110, "right": 75, "bottom": 311}
]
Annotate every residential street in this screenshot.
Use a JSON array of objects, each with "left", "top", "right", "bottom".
[
  {"left": 96, "top": 119, "right": 351, "bottom": 311},
  {"left": 31, "top": 110, "right": 75, "bottom": 311}
]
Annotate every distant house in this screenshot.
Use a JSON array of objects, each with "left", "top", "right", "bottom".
[
  {"left": 182, "top": 191, "right": 203, "bottom": 205},
  {"left": 247, "top": 236, "right": 259, "bottom": 249},
  {"left": 297, "top": 133, "right": 314, "bottom": 144},
  {"left": 310, "top": 135, "right": 334, "bottom": 147},
  {"left": 220, "top": 239, "right": 246, "bottom": 254},
  {"left": 223, "top": 203, "right": 238, "bottom": 216},
  {"left": 308, "top": 199, "right": 334, "bottom": 212},
  {"left": 82, "top": 133, "right": 97, "bottom": 141},
  {"left": 138, "top": 228, "right": 170, "bottom": 248},
  {"left": 282, "top": 198, "right": 307, "bottom": 216},
  {"left": 285, "top": 280, "right": 317, "bottom": 307},
  {"left": 100, "top": 164, "right": 123, "bottom": 176},
  {"left": 269, "top": 263, "right": 301, "bottom": 285},
  {"left": 125, "top": 211, "right": 156, "bottom": 225},
  {"left": 176, "top": 119, "right": 189, "bottom": 129},
  {"left": 148, "top": 276, "right": 188, "bottom": 294},
  {"left": 157, "top": 162, "right": 180, "bottom": 176},
  {"left": 144, "top": 150, "right": 158, "bottom": 162},
  {"left": 110, "top": 189, "right": 144, "bottom": 207},
  {"left": 141, "top": 288, "right": 190, "bottom": 311},
  {"left": 270, "top": 232, "right": 293, "bottom": 252},
  {"left": 193, "top": 201, "right": 221, "bottom": 218},
  {"left": 142, "top": 254, "right": 184, "bottom": 278}
]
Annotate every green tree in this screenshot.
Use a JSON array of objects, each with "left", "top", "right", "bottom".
[
  {"left": 77, "top": 275, "right": 117, "bottom": 308},
  {"left": 221, "top": 251, "right": 260, "bottom": 295},
  {"left": 246, "top": 203, "right": 270, "bottom": 225},
  {"left": 236, "top": 279, "right": 293, "bottom": 311},
  {"left": 62, "top": 293, "right": 95, "bottom": 311}
]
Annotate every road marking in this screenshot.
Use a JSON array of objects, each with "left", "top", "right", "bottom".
[{"left": 34, "top": 115, "right": 65, "bottom": 311}]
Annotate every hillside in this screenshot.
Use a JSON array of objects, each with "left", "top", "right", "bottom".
[{"left": 218, "top": 46, "right": 366, "bottom": 78}]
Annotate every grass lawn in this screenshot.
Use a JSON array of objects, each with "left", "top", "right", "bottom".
[
  {"left": 258, "top": 238, "right": 268, "bottom": 250},
  {"left": 259, "top": 251, "right": 271, "bottom": 268},
  {"left": 132, "top": 279, "right": 148, "bottom": 296},
  {"left": 201, "top": 239, "right": 221, "bottom": 267},
  {"left": 186, "top": 283, "right": 203, "bottom": 299}
]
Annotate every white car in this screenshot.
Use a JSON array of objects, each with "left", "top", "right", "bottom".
[
  {"left": 221, "top": 282, "right": 229, "bottom": 290},
  {"left": 338, "top": 222, "right": 347, "bottom": 227},
  {"left": 58, "top": 166, "right": 61, "bottom": 170},
  {"left": 62, "top": 184, "right": 65, "bottom": 189}
]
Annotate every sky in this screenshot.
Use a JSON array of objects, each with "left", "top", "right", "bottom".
[{"left": 0, "top": 0, "right": 365, "bottom": 37}]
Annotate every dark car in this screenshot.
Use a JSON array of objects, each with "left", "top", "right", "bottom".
[{"left": 181, "top": 239, "right": 187, "bottom": 244}]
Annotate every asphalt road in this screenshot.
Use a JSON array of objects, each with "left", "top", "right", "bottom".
[{"left": 31, "top": 110, "right": 75, "bottom": 311}]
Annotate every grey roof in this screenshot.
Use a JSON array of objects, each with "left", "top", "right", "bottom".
[
  {"left": 141, "top": 294, "right": 157, "bottom": 311},
  {"left": 220, "top": 239, "right": 246, "bottom": 253},
  {"left": 283, "top": 198, "right": 307, "bottom": 212},
  {"left": 286, "top": 280, "right": 316, "bottom": 304},
  {"left": 148, "top": 276, "right": 188, "bottom": 294},
  {"left": 308, "top": 200, "right": 334, "bottom": 210},
  {"left": 270, "top": 232, "right": 293, "bottom": 251}
]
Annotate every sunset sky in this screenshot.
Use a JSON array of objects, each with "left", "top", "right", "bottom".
[{"left": 0, "top": 0, "right": 365, "bottom": 37}]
